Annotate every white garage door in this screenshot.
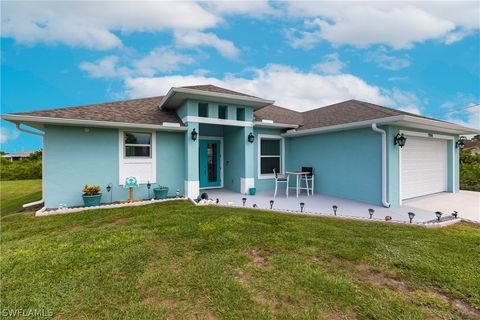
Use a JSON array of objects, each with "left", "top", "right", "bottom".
[{"left": 401, "top": 136, "right": 448, "bottom": 200}]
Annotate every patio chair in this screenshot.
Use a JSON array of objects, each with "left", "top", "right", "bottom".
[
  {"left": 273, "top": 168, "right": 289, "bottom": 198},
  {"left": 300, "top": 166, "right": 315, "bottom": 195}
]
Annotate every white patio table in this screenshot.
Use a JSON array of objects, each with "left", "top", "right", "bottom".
[{"left": 286, "top": 171, "right": 310, "bottom": 198}]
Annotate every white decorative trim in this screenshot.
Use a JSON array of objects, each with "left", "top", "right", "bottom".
[
  {"left": 185, "top": 180, "right": 200, "bottom": 199},
  {"left": 1, "top": 114, "right": 187, "bottom": 131},
  {"left": 253, "top": 121, "right": 299, "bottom": 129},
  {"left": 118, "top": 130, "right": 157, "bottom": 185},
  {"left": 257, "top": 134, "right": 285, "bottom": 179},
  {"left": 398, "top": 130, "right": 455, "bottom": 205},
  {"left": 199, "top": 136, "right": 224, "bottom": 188},
  {"left": 182, "top": 116, "right": 253, "bottom": 127},
  {"left": 240, "top": 177, "right": 255, "bottom": 194}
]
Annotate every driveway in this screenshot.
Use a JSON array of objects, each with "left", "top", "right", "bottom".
[{"left": 403, "top": 191, "right": 480, "bottom": 222}]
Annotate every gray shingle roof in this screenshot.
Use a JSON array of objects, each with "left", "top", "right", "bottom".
[
  {"left": 6, "top": 85, "right": 442, "bottom": 131},
  {"left": 10, "top": 96, "right": 183, "bottom": 126}
]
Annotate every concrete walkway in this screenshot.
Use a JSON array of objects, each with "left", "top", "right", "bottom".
[
  {"left": 404, "top": 191, "right": 479, "bottom": 222},
  {"left": 206, "top": 189, "right": 479, "bottom": 224}
]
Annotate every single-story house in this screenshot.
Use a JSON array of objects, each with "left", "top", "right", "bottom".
[
  {"left": 2, "top": 85, "right": 478, "bottom": 209},
  {"left": 1, "top": 151, "right": 34, "bottom": 161}
]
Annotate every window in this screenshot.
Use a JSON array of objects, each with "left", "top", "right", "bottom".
[
  {"left": 198, "top": 103, "right": 208, "bottom": 117},
  {"left": 236, "top": 108, "right": 245, "bottom": 121},
  {"left": 218, "top": 105, "right": 228, "bottom": 119},
  {"left": 259, "top": 137, "right": 282, "bottom": 176},
  {"left": 124, "top": 132, "right": 152, "bottom": 157}
]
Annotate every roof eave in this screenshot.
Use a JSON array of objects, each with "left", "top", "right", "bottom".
[
  {"left": 282, "top": 115, "right": 479, "bottom": 137},
  {"left": 159, "top": 87, "right": 275, "bottom": 110},
  {"left": 253, "top": 121, "right": 299, "bottom": 129},
  {"left": 1, "top": 114, "right": 187, "bottom": 132}
]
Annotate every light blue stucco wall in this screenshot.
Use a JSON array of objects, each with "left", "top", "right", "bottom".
[
  {"left": 385, "top": 125, "right": 459, "bottom": 206},
  {"left": 43, "top": 125, "right": 185, "bottom": 208},
  {"left": 286, "top": 128, "right": 383, "bottom": 205}
]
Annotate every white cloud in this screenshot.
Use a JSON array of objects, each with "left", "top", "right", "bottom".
[
  {"left": 285, "top": 2, "right": 478, "bottom": 49},
  {"left": 312, "top": 53, "right": 345, "bottom": 74},
  {"left": 80, "top": 48, "right": 196, "bottom": 78},
  {"left": 205, "top": 1, "right": 277, "bottom": 17},
  {"left": 1, "top": 2, "right": 219, "bottom": 50},
  {"left": 123, "top": 64, "right": 421, "bottom": 113},
  {"left": 132, "top": 48, "right": 196, "bottom": 76},
  {"left": 174, "top": 31, "right": 239, "bottom": 59},
  {"left": 365, "top": 47, "right": 410, "bottom": 70},
  {"left": 0, "top": 127, "right": 20, "bottom": 144},
  {"left": 440, "top": 94, "right": 480, "bottom": 130}
]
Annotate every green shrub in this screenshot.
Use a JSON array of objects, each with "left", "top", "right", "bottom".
[
  {"left": 460, "top": 148, "right": 480, "bottom": 191},
  {"left": 0, "top": 156, "right": 42, "bottom": 180}
]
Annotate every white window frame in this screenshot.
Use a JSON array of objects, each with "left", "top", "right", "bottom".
[
  {"left": 257, "top": 134, "right": 284, "bottom": 179},
  {"left": 119, "top": 130, "right": 156, "bottom": 185},
  {"left": 123, "top": 131, "right": 153, "bottom": 158}
]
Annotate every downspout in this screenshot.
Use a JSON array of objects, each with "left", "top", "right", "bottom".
[
  {"left": 15, "top": 123, "right": 46, "bottom": 212},
  {"left": 371, "top": 123, "right": 391, "bottom": 208}
]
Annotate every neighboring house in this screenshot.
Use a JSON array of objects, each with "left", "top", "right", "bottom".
[
  {"left": 463, "top": 141, "right": 480, "bottom": 155},
  {"left": 1, "top": 151, "right": 34, "bottom": 161},
  {"left": 1, "top": 85, "right": 478, "bottom": 209}
]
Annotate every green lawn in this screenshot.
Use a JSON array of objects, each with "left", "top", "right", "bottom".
[
  {"left": 0, "top": 179, "right": 42, "bottom": 216},
  {"left": 1, "top": 199, "right": 479, "bottom": 319}
]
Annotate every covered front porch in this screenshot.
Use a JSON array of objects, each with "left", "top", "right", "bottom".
[{"left": 205, "top": 188, "right": 470, "bottom": 224}]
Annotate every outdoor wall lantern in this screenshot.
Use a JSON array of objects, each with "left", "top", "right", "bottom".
[
  {"left": 191, "top": 128, "right": 198, "bottom": 141},
  {"left": 270, "top": 200, "right": 274, "bottom": 209},
  {"left": 455, "top": 138, "right": 466, "bottom": 149},
  {"left": 368, "top": 208, "right": 374, "bottom": 219},
  {"left": 248, "top": 132, "right": 255, "bottom": 143},
  {"left": 332, "top": 205, "right": 338, "bottom": 216},
  {"left": 300, "top": 202, "right": 305, "bottom": 212},
  {"left": 394, "top": 133, "right": 407, "bottom": 148},
  {"left": 435, "top": 211, "right": 442, "bottom": 222},
  {"left": 408, "top": 212, "right": 415, "bottom": 224},
  {"left": 451, "top": 211, "right": 458, "bottom": 219}
]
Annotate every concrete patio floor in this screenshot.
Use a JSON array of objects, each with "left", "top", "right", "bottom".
[{"left": 205, "top": 189, "right": 479, "bottom": 224}]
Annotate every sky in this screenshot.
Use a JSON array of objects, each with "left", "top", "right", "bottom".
[{"left": 1, "top": 1, "right": 479, "bottom": 152}]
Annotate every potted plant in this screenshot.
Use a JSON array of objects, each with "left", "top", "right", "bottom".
[
  {"left": 153, "top": 185, "right": 169, "bottom": 200},
  {"left": 82, "top": 185, "right": 102, "bottom": 207}
]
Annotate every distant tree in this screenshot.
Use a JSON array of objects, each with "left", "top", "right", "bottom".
[
  {"left": 0, "top": 151, "right": 5, "bottom": 155},
  {"left": 472, "top": 134, "right": 480, "bottom": 141}
]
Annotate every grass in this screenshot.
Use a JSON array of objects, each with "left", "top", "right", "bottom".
[
  {"left": 0, "top": 179, "right": 42, "bottom": 216},
  {"left": 1, "top": 199, "right": 479, "bottom": 319}
]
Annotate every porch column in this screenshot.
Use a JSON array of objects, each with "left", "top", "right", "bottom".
[
  {"left": 185, "top": 122, "right": 199, "bottom": 199},
  {"left": 241, "top": 126, "right": 255, "bottom": 194}
]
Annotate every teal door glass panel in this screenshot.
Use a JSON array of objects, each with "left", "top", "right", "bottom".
[{"left": 199, "top": 139, "right": 221, "bottom": 188}]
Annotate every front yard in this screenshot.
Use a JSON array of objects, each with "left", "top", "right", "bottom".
[{"left": 1, "top": 198, "right": 479, "bottom": 319}]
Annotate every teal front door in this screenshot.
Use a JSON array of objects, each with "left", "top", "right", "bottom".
[{"left": 199, "top": 139, "right": 222, "bottom": 188}]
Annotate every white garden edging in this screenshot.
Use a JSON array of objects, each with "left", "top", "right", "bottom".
[{"left": 35, "top": 198, "right": 187, "bottom": 217}]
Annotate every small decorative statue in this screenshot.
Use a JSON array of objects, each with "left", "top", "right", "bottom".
[{"left": 124, "top": 176, "right": 139, "bottom": 203}]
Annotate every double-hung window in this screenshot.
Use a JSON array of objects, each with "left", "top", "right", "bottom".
[
  {"left": 259, "top": 136, "right": 282, "bottom": 177},
  {"left": 124, "top": 132, "right": 152, "bottom": 158}
]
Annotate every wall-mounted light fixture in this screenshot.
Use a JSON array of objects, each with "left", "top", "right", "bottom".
[
  {"left": 191, "top": 128, "right": 198, "bottom": 141},
  {"left": 455, "top": 138, "right": 466, "bottom": 149},
  {"left": 394, "top": 133, "right": 407, "bottom": 148},
  {"left": 248, "top": 132, "right": 255, "bottom": 143}
]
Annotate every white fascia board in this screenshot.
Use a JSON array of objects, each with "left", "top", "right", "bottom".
[
  {"left": 282, "top": 115, "right": 479, "bottom": 138},
  {"left": 282, "top": 116, "right": 404, "bottom": 137},
  {"left": 253, "top": 121, "right": 299, "bottom": 129},
  {"left": 159, "top": 87, "right": 275, "bottom": 110},
  {"left": 182, "top": 116, "right": 253, "bottom": 127},
  {"left": 1, "top": 114, "right": 187, "bottom": 132}
]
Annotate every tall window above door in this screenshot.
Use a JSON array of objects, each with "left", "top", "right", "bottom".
[
  {"left": 198, "top": 103, "right": 208, "bottom": 117},
  {"left": 124, "top": 132, "right": 152, "bottom": 158},
  {"left": 259, "top": 136, "right": 283, "bottom": 178},
  {"left": 218, "top": 105, "right": 228, "bottom": 119}
]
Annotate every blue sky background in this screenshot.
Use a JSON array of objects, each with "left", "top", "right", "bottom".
[{"left": 1, "top": 1, "right": 479, "bottom": 152}]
